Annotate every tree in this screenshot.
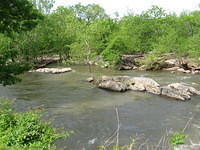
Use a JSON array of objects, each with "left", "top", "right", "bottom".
[
  {"left": 0, "top": 0, "right": 43, "bottom": 35},
  {"left": 30, "top": 0, "right": 55, "bottom": 14},
  {"left": 142, "top": 5, "right": 167, "bottom": 19},
  {"left": 0, "top": 0, "right": 42, "bottom": 85},
  {"left": 70, "top": 3, "right": 108, "bottom": 22}
]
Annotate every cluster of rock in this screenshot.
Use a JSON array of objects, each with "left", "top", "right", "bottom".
[
  {"left": 119, "top": 54, "right": 144, "bottom": 70},
  {"left": 29, "top": 67, "right": 72, "bottom": 74},
  {"left": 88, "top": 76, "right": 200, "bottom": 101},
  {"left": 163, "top": 59, "right": 200, "bottom": 74},
  {"left": 119, "top": 54, "right": 200, "bottom": 74}
]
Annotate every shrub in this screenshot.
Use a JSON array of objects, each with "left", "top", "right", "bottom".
[
  {"left": 0, "top": 99, "right": 73, "bottom": 150},
  {"left": 101, "top": 36, "right": 127, "bottom": 65},
  {"left": 169, "top": 131, "right": 187, "bottom": 146},
  {"left": 139, "top": 54, "right": 168, "bottom": 71}
]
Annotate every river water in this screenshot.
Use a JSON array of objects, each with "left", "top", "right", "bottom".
[{"left": 0, "top": 65, "right": 200, "bottom": 150}]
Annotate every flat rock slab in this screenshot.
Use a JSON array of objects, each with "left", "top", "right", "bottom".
[
  {"left": 161, "top": 86, "right": 191, "bottom": 101},
  {"left": 98, "top": 80, "right": 127, "bottom": 92},
  {"left": 91, "top": 76, "right": 200, "bottom": 101},
  {"left": 126, "top": 77, "right": 161, "bottom": 95},
  {"left": 97, "top": 76, "right": 161, "bottom": 94},
  {"left": 29, "top": 68, "right": 72, "bottom": 74},
  {"left": 161, "top": 83, "right": 200, "bottom": 100}
]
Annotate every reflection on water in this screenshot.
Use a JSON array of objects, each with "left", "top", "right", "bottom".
[{"left": 0, "top": 65, "right": 200, "bottom": 150}]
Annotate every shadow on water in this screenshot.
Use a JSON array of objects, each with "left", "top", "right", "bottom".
[{"left": 0, "top": 65, "right": 200, "bottom": 150}]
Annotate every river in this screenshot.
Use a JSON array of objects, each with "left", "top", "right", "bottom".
[{"left": 0, "top": 65, "right": 199, "bottom": 150}]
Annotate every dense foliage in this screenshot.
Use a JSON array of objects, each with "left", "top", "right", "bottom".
[
  {"left": 0, "top": 0, "right": 43, "bottom": 34},
  {"left": 10, "top": 4, "right": 200, "bottom": 65},
  {"left": 1, "top": 1, "right": 200, "bottom": 85},
  {"left": 0, "top": 99, "right": 72, "bottom": 150},
  {"left": 0, "top": 0, "right": 42, "bottom": 85}
]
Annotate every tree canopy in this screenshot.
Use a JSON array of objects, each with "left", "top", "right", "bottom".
[
  {"left": 0, "top": 0, "right": 42, "bottom": 85},
  {"left": 0, "top": 0, "right": 43, "bottom": 35}
]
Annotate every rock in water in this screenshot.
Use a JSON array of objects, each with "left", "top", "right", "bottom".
[
  {"left": 127, "top": 77, "right": 161, "bottom": 95},
  {"left": 98, "top": 80, "right": 127, "bottom": 92},
  {"left": 29, "top": 68, "right": 72, "bottom": 74},
  {"left": 97, "top": 76, "right": 161, "bottom": 94},
  {"left": 93, "top": 76, "right": 200, "bottom": 101},
  {"left": 161, "top": 83, "right": 200, "bottom": 101},
  {"left": 161, "top": 86, "right": 191, "bottom": 101},
  {"left": 168, "top": 83, "right": 200, "bottom": 95}
]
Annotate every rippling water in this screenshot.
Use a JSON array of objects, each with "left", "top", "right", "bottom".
[{"left": 0, "top": 65, "right": 199, "bottom": 150}]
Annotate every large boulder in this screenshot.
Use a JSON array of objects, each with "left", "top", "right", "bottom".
[
  {"left": 92, "top": 76, "right": 200, "bottom": 101},
  {"left": 96, "top": 76, "right": 161, "bottom": 94},
  {"left": 161, "top": 83, "right": 200, "bottom": 101},
  {"left": 161, "top": 86, "right": 191, "bottom": 101},
  {"left": 98, "top": 80, "right": 127, "bottom": 92},
  {"left": 97, "top": 76, "right": 129, "bottom": 92},
  {"left": 126, "top": 77, "right": 161, "bottom": 95},
  {"left": 168, "top": 83, "right": 200, "bottom": 95}
]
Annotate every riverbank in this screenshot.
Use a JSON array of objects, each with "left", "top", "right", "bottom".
[
  {"left": 35, "top": 53, "right": 200, "bottom": 75},
  {"left": 118, "top": 54, "right": 200, "bottom": 75}
]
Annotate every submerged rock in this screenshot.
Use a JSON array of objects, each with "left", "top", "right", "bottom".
[
  {"left": 29, "top": 68, "right": 72, "bottom": 74},
  {"left": 91, "top": 76, "right": 200, "bottom": 101}
]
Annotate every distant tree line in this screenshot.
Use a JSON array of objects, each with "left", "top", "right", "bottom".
[{"left": 1, "top": 0, "right": 200, "bottom": 85}]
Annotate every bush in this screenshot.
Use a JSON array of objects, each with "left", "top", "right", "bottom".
[
  {"left": 139, "top": 54, "right": 168, "bottom": 71},
  {"left": 101, "top": 36, "right": 127, "bottom": 65},
  {"left": 169, "top": 131, "right": 187, "bottom": 146},
  {"left": 0, "top": 99, "right": 73, "bottom": 150}
]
